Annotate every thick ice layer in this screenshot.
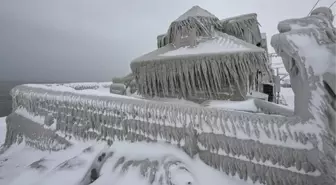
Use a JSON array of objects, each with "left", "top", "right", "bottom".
[
  {"left": 131, "top": 6, "right": 270, "bottom": 100},
  {"left": 271, "top": 6, "right": 336, "bottom": 185},
  {"left": 160, "top": 32, "right": 261, "bottom": 56},
  {"left": 286, "top": 34, "right": 335, "bottom": 75},
  {"left": 4, "top": 83, "right": 333, "bottom": 185},
  {"left": 203, "top": 98, "right": 294, "bottom": 116},
  {"left": 61, "top": 82, "right": 112, "bottom": 90},
  {"left": 220, "top": 13, "right": 262, "bottom": 45}
]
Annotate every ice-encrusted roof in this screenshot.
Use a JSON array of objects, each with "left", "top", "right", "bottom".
[
  {"left": 272, "top": 18, "right": 336, "bottom": 76},
  {"left": 157, "top": 34, "right": 166, "bottom": 40},
  {"left": 219, "top": 13, "right": 262, "bottom": 45},
  {"left": 132, "top": 31, "right": 265, "bottom": 63},
  {"left": 174, "top": 5, "right": 217, "bottom": 21},
  {"left": 220, "top": 13, "right": 257, "bottom": 23},
  {"left": 161, "top": 35, "right": 255, "bottom": 57}
]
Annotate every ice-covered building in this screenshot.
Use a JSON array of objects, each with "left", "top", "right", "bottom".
[
  {"left": 2, "top": 6, "right": 335, "bottom": 185},
  {"left": 130, "top": 6, "right": 271, "bottom": 101}
]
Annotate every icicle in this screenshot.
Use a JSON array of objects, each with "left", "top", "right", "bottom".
[{"left": 9, "top": 84, "right": 333, "bottom": 185}]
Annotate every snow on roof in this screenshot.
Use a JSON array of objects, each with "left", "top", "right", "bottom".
[
  {"left": 160, "top": 32, "right": 264, "bottom": 57},
  {"left": 161, "top": 38, "right": 249, "bottom": 57},
  {"left": 175, "top": 5, "right": 217, "bottom": 21},
  {"left": 204, "top": 99, "right": 259, "bottom": 112},
  {"left": 220, "top": 13, "right": 257, "bottom": 22},
  {"left": 286, "top": 33, "right": 335, "bottom": 75},
  {"left": 132, "top": 31, "right": 265, "bottom": 63}
]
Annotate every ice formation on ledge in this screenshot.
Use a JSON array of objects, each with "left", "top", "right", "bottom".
[
  {"left": 1, "top": 80, "right": 331, "bottom": 185},
  {"left": 1, "top": 6, "right": 336, "bottom": 185},
  {"left": 220, "top": 13, "right": 263, "bottom": 46}
]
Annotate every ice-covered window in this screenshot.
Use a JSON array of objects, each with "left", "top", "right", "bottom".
[{"left": 174, "top": 26, "right": 197, "bottom": 47}]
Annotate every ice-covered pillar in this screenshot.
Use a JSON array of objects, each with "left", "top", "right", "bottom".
[
  {"left": 271, "top": 7, "right": 336, "bottom": 137},
  {"left": 271, "top": 8, "right": 336, "bottom": 185}
]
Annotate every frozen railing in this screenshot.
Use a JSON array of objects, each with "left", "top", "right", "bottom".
[
  {"left": 49, "top": 82, "right": 112, "bottom": 90},
  {"left": 4, "top": 83, "right": 334, "bottom": 185}
]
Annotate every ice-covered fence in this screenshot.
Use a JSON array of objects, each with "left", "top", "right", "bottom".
[{"left": 5, "top": 84, "right": 335, "bottom": 185}]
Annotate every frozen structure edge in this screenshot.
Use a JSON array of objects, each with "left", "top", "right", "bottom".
[{"left": 3, "top": 81, "right": 334, "bottom": 185}]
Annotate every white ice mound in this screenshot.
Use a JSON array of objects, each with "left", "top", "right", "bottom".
[{"left": 1, "top": 141, "right": 259, "bottom": 185}]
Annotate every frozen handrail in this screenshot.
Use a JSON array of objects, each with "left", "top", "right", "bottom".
[{"left": 5, "top": 83, "right": 333, "bottom": 185}]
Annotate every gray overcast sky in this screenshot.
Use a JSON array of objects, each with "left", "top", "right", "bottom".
[{"left": 0, "top": 0, "right": 335, "bottom": 82}]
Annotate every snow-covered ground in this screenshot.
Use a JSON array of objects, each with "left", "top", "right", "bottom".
[
  {"left": 0, "top": 116, "right": 263, "bottom": 185},
  {"left": 280, "top": 87, "right": 295, "bottom": 109}
]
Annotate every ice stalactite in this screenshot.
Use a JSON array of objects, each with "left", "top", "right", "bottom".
[
  {"left": 220, "top": 13, "right": 262, "bottom": 45},
  {"left": 131, "top": 50, "right": 269, "bottom": 101},
  {"left": 5, "top": 84, "right": 334, "bottom": 185},
  {"left": 130, "top": 5, "right": 270, "bottom": 101},
  {"left": 4, "top": 112, "right": 71, "bottom": 151},
  {"left": 157, "top": 34, "right": 167, "bottom": 48},
  {"left": 166, "top": 16, "right": 221, "bottom": 45},
  {"left": 113, "top": 155, "right": 195, "bottom": 185}
]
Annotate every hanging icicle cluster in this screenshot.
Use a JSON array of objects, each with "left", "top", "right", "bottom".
[
  {"left": 131, "top": 46, "right": 270, "bottom": 101},
  {"left": 112, "top": 155, "right": 194, "bottom": 185},
  {"left": 166, "top": 16, "right": 221, "bottom": 44},
  {"left": 220, "top": 13, "right": 262, "bottom": 45},
  {"left": 5, "top": 84, "right": 336, "bottom": 185},
  {"left": 131, "top": 6, "right": 271, "bottom": 101},
  {"left": 157, "top": 34, "right": 168, "bottom": 48},
  {"left": 5, "top": 112, "right": 71, "bottom": 151}
]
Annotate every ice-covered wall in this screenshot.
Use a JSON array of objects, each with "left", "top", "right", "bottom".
[
  {"left": 271, "top": 6, "right": 336, "bottom": 185},
  {"left": 4, "top": 83, "right": 334, "bottom": 185}
]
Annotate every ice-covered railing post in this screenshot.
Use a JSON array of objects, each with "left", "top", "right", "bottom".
[{"left": 271, "top": 5, "right": 336, "bottom": 183}]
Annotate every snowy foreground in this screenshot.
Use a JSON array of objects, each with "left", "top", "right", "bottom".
[
  {"left": 1, "top": 116, "right": 260, "bottom": 185},
  {"left": 0, "top": 88, "right": 295, "bottom": 185}
]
